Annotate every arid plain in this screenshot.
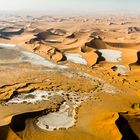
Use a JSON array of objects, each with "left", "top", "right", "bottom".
[{"left": 0, "top": 14, "right": 140, "bottom": 140}]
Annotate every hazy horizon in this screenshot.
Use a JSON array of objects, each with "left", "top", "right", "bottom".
[{"left": 0, "top": 0, "right": 140, "bottom": 14}]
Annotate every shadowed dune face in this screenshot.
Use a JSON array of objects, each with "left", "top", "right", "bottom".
[
  {"left": 128, "top": 27, "right": 140, "bottom": 34},
  {"left": 0, "top": 126, "right": 21, "bottom": 140},
  {"left": 9, "top": 109, "right": 51, "bottom": 132},
  {"left": 24, "top": 31, "right": 140, "bottom": 66},
  {"left": 136, "top": 51, "right": 140, "bottom": 64},
  {"left": 116, "top": 113, "right": 140, "bottom": 140},
  {"left": 106, "top": 42, "right": 140, "bottom": 49},
  {"left": 0, "top": 27, "right": 24, "bottom": 40},
  {"left": 85, "top": 37, "right": 107, "bottom": 49},
  {"left": 26, "top": 28, "right": 67, "bottom": 44}
]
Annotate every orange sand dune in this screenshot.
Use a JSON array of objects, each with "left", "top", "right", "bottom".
[{"left": 0, "top": 14, "right": 140, "bottom": 140}]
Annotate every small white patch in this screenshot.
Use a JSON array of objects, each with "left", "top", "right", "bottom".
[
  {"left": 0, "top": 43, "right": 67, "bottom": 69},
  {"left": 35, "top": 90, "right": 88, "bottom": 131},
  {"left": 99, "top": 49, "right": 122, "bottom": 62},
  {"left": 36, "top": 102, "right": 76, "bottom": 131},
  {"left": 6, "top": 90, "right": 52, "bottom": 104},
  {"left": 35, "top": 91, "right": 88, "bottom": 131},
  {"left": 22, "top": 51, "right": 67, "bottom": 69},
  {"left": 7, "top": 90, "right": 89, "bottom": 131},
  {"left": 112, "top": 65, "right": 129, "bottom": 76},
  {"left": 66, "top": 53, "right": 87, "bottom": 65},
  {"left": 102, "top": 83, "right": 117, "bottom": 94},
  {"left": 46, "top": 40, "right": 61, "bottom": 43},
  {"left": 0, "top": 43, "right": 17, "bottom": 48}
]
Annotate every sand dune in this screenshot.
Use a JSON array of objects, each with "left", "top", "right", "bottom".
[
  {"left": 0, "top": 27, "right": 24, "bottom": 40},
  {"left": 0, "top": 14, "right": 140, "bottom": 140},
  {"left": 85, "top": 37, "right": 107, "bottom": 49},
  {"left": 128, "top": 27, "right": 140, "bottom": 34}
]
